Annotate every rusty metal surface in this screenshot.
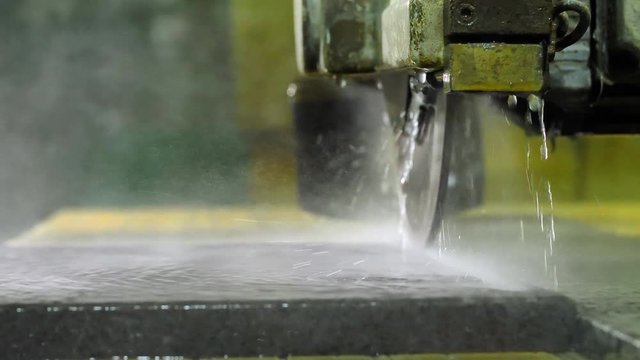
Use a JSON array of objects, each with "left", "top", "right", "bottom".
[
  {"left": 295, "top": 0, "right": 387, "bottom": 74},
  {"left": 448, "top": 43, "right": 545, "bottom": 92},
  {"left": 382, "top": 0, "right": 445, "bottom": 69}
]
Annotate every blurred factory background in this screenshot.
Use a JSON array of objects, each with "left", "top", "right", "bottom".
[{"left": 0, "top": 0, "right": 638, "bottom": 241}]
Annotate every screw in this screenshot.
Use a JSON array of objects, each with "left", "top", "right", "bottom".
[{"left": 456, "top": 3, "right": 477, "bottom": 26}]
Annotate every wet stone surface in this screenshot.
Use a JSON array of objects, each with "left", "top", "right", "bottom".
[
  {"left": 0, "top": 242, "right": 580, "bottom": 358},
  {"left": 0, "top": 243, "right": 506, "bottom": 303}
]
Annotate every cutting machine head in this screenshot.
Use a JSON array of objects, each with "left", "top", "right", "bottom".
[{"left": 291, "top": 0, "right": 640, "bottom": 243}]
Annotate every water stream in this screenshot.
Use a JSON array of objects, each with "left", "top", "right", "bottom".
[
  {"left": 394, "top": 76, "right": 425, "bottom": 248},
  {"left": 526, "top": 95, "right": 559, "bottom": 288}
]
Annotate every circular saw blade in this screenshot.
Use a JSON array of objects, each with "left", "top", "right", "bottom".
[{"left": 397, "top": 87, "right": 449, "bottom": 244}]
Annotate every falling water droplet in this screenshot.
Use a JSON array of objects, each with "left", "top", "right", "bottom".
[
  {"left": 544, "top": 249, "right": 548, "bottom": 272},
  {"left": 286, "top": 83, "right": 298, "bottom": 98},
  {"left": 546, "top": 180, "right": 559, "bottom": 289},
  {"left": 539, "top": 113, "right": 549, "bottom": 160},
  {"left": 526, "top": 142, "right": 534, "bottom": 194},
  {"left": 507, "top": 94, "right": 518, "bottom": 109},
  {"left": 547, "top": 181, "right": 556, "bottom": 254},
  {"left": 535, "top": 192, "right": 544, "bottom": 231},
  {"left": 528, "top": 95, "right": 549, "bottom": 160},
  {"left": 416, "top": 70, "right": 428, "bottom": 87}
]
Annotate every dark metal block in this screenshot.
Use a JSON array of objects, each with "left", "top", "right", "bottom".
[{"left": 444, "top": 0, "right": 553, "bottom": 38}]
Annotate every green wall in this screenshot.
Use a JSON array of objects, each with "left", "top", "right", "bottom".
[
  {"left": 483, "top": 113, "right": 640, "bottom": 205},
  {"left": 232, "top": 0, "right": 298, "bottom": 205}
]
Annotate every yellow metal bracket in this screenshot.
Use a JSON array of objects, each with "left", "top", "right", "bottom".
[{"left": 447, "top": 43, "right": 545, "bottom": 93}]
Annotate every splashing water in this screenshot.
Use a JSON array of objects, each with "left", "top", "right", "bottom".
[
  {"left": 524, "top": 94, "right": 558, "bottom": 288},
  {"left": 539, "top": 99, "right": 549, "bottom": 160},
  {"left": 538, "top": 99, "right": 559, "bottom": 288},
  {"left": 398, "top": 130, "right": 418, "bottom": 186},
  {"left": 395, "top": 126, "right": 418, "bottom": 248},
  {"left": 528, "top": 95, "right": 549, "bottom": 160},
  {"left": 526, "top": 142, "right": 534, "bottom": 193},
  {"left": 527, "top": 161, "right": 559, "bottom": 288},
  {"left": 396, "top": 185, "right": 411, "bottom": 249},
  {"left": 394, "top": 77, "right": 425, "bottom": 248},
  {"left": 546, "top": 181, "right": 556, "bottom": 255},
  {"left": 397, "top": 82, "right": 423, "bottom": 187},
  {"left": 545, "top": 180, "right": 559, "bottom": 289}
]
